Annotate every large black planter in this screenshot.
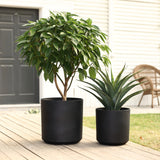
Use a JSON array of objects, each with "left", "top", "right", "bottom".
[
  {"left": 41, "top": 98, "right": 83, "bottom": 144},
  {"left": 96, "top": 108, "right": 130, "bottom": 145}
]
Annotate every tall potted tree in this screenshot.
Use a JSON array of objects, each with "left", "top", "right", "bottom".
[
  {"left": 81, "top": 65, "right": 143, "bottom": 145},
  {"left": 16, "top": 12, "right": 110, "bottom": 144}
]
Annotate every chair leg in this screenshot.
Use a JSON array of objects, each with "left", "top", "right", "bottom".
[
  {"left": 138, "top": 93, "right": 144, "bottom": 107},
  {"left": 151, "top": 92, "right": 154, "bottom": 108},
  {"left": 157, "top": 95, "right": 160, "bottom": 106}
]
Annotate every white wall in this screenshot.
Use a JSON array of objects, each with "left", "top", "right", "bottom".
[
  {"left": 0, "top": 0, "right": 109, "bottom": 107},
  {"left": 1, "top": 0, "right": 160, "bottom": 107},
  {"left": 111, "top": 0, "right": 160, "bottom": 106}
]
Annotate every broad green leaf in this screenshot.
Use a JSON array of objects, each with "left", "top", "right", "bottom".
[
  {"left": 53, "top": 43, "right": 59, "bottom": 50},
  {"left": 60, "top": 32, "right": 66, "bottom": 37},
  {"left": 89, "top": 67, "right": 96, "bottom": 79},
  {"left": 63, "top": 43, "right": 68, "bottom": 50},
  {"left": 45, "top": 38, "right": 52, "bottom": 45},
  {"left": 30, "top": 28, "right": 36, "bottom": 36},
  {"left": 79, "top": 73, "right": 84, "bottom": 81}
]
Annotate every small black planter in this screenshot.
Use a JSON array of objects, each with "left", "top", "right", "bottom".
[
  {"left": 96, "top": 108, "right": 130, "bottom": 145},
  {"left": 41, "top": 98, "right": 83, "bottom": 144}
]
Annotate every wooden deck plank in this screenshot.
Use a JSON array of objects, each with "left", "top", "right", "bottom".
[
  {"left": 3, "top": 114, "right": 122, "bottom": 160},
  {"left": 23, "top": 112, "right": 160, "bottom": 160},
  {"left": 0, "top": 133, "right": 26, "bottom": 160},
  {"left": 0, "top": 112, "right": 160, "bottom": 160},
  {"left": 7, "top": 113, "right": 160, "bottom": 160},
  {"left": 83, "top": 127, "right": 160, "bottom": 160},
  {"left": 0, "top": 131, "right": 42, "bottom": 160},
  {"left": 3, "top": 114, "right": 127, "bottom": 160},
  {"left": 0, "top": 115, "right": 91, "bottom": 160},
  {"left": 0, "top": 149, "right": 11, "bottom": 160},
  {"left": 1, "top": 114, "right": 92, "bottom": 160},
  {"left": 1, "top": 114, "right": 114, "bottom": 160}
]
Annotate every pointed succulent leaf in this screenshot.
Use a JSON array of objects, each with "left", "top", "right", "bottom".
[{"left": 116, "top": 90, "right": 143, "bottom": 110}]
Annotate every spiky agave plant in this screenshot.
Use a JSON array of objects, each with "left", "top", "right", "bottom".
[{"left": 81, "top": 65, "right": 143, "bottom": 110}]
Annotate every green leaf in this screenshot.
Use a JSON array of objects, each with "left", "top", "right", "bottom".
[
  {"left": 60, "top": 32, "right": 66, "bottom": 37},
  {"left": 30, "top": 28, "right": 36, "bottom": 36},
  {"left": 40, "top": 33, "right": 50, "bottom": 38},
  {"left": 89, "top": 67, "right": 96, "bottom": 79},
  {"left": 78, "top": 68, "right": 87, "bottom": 78},
  {"left": 53, "top": 43, "right": 59, "bottom": 50},
  {"left": 17, "top": 40, "right": 29, "bottom": 45},
  {"left": 117, "top": 90, "right": 143, "bottom": 109},
  {"left": 49, "top": 74, "right": 54, "bottom": 83},
  {"left": 44, "top": 71, "right": 49, "bottom": 81},
  {"left": 71, "top": 38, "right": 79, "bottom": 46},
  {"left": 79, "top": 72, "right": 84, "bottom": 81},
  {"left": 63, "top": 43, "right": 68, "bottom": 50},
  {"left": 45, "top": 38, "right": 52, "bottom": 45},
  {"left": 86, "top": 18, "right": 92, "bottom": 26}
]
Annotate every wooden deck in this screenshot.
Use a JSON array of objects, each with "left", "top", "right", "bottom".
[{"left": 0, "top": 111, "right": 160, "bottom": 160}]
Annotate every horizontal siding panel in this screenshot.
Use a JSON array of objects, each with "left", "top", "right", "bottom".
[
  {"left": 114, "top": 15, "right": 160, "bottom": 25},
  {"left": 74, "top": 0, "right": 109, "bottom": 34},
  {"left": 113, "top": 38, "right": 160, "bottom": 46},
  {"left": 112, "top": 48, "right": 160, "bottom": 55},
  {"left": 112, "top": 54, "right": 160, "bottom": 60},
  {"left": 114, "top": 3, "right": 160, "bottom": 12},
  {"left": 74, "top": 3, "right": 108, "bottom": 10},
  {"left": 115, "top": 0, "right": 160, "bottom": 9},
  {"left": 74, "top": 10, "right": 108, "bottom": 17},
  {"left": 113, "top": 45, "right": 160, "bottom": 52},
  {"left": 112, "top": 0, "right": 160, "bottom": 106},
  {"left": 124, "top": 0, "right": 160, "bottom": 4},
  {"left": 114, "top": 6, "right": 160, "bottom": 15},
  {"left": 71, "top": 0, "right": 109, "bottom": 107},
  {"left": 112, "top": 31, "right": 160, "bottom": 41},
  {"left": 112, "top": 58, "right": 160, "bottom": 70},
  {"left": 74, "top": 0, "right": 107, "bottom": 3},
  {"left": 114, "top": 24, "right": 160, "bottom": 33},
  {"left": 114, "top": 17, "right": 160, "bottom": 26}
]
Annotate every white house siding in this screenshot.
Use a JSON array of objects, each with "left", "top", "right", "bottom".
[
  {"left": 111, "top": 0, "right": 160, "bottom": 106},
  {"left": 1, "top": 0, "right": 160, "bottom": 107},
  {"left": 71, "top": 0, "right": 109, "bottom": 108},
  {"left": 0, "top": 0, "right": 109, "bottom": 107}
]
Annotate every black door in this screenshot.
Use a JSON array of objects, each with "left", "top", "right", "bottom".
[{"left": 0, "top": 7, "right": 39, "bottom": 104}]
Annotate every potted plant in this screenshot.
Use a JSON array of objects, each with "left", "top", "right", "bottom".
[
  {"left": 81, "top": 65, "right": 143, "bottom": 145},
  {"left": 16, "top": 12, "right": 110, "bottom": 144}
]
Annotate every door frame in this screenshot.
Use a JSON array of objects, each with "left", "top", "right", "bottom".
[{"left": 0, "top": 5, "right": 42, "bottom": 106}]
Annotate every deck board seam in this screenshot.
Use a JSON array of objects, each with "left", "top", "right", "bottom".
[
  {"left": 3, "top": 115, "right": 97, "bottom": 160},
  {"left": 3, "top": 115, "right": 40, "bottom": 135},
  {"left": 0, "top": 147, "right": 12, "bottom": 160},
  {"left": 0, "top": 129, "right": 44, "bottom": 160},
  {"left": 0, "top": 117, "right": 92, "bottom": 160}
]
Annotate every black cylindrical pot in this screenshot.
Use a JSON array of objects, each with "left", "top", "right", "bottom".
[
  {"left": 41, "top": 98, "right": 83, "bottom": 144},
  {"left": 96, "top": 108, "right": 130, "bottom": 145}
]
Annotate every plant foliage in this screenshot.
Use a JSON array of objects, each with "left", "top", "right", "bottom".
[
  {"left": 81, "top": 65, "right": 143, "bottom": 110},
  {"left": 16, "top": 11, "right": 110, "bottom": 101}
]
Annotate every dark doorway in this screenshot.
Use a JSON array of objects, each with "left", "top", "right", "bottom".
[{"left": 0, "top": 7, "right": 39, "bottom": 104}]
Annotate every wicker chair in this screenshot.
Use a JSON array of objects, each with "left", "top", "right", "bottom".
[{"left": 133, "top": 64, "right": 160, "bottom": 108}]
